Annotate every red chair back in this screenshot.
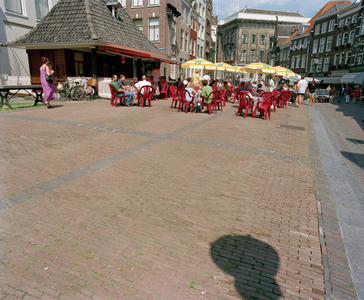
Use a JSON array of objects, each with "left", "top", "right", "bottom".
[
  {"left": 139, "top": 85, "right": 155, "bottom": 99},
  {"left": 229, "top": 85, "right": 234, "bottom": 91},
  {"left": 212, "top": 86, "right": 218, "bottom": 91},
  {"left": 281, "top": 90, "right": 292, "bottom": 101},
  {"left": 257, "top": 89, "right": 265, "bottom": 97},
  {"left": 159, "top": 83, "right": 169, "bottom": 99},
  {"left": 193, "top": 86, "right": 199, "bottom": 93},
  {"left": 237, "top": 91, "right": 252, "bottom": 107},
  {"left": 177, "top": 88, "right": 192, "bottom": 102},
  {"left": 108, "top": 84, "right": 116, "bottom": 102}
]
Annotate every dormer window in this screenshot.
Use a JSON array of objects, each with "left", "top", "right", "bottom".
[{"left": 106, "top": 2, "right": 123, "bottom": 21}]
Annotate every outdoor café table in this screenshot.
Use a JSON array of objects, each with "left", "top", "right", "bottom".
[{"left": 0, "top": 85, "right": 43, "bottom": 109}]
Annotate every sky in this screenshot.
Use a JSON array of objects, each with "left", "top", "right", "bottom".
[{"left": 212, "top": 0, "right": 354, "bottom": 20}]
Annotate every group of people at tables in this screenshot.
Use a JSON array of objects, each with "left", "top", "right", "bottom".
[{"left": 109, "top": 72, "right": 286, "bottom": 112}]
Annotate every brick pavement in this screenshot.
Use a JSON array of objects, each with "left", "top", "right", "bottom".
[{"left": 0, "top": 99, "right": 327, "bottom": 299}]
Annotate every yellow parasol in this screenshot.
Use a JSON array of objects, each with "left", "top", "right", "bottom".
[
  {"left": 181, "top": 59, "right": 217, "bottom": 70},
  {"left": 241, "top": 63, "right": 275, "bottom": 74},
  {"left": 213, "top": 62, "right": 236, "bottom": 72},
  {"left": 271, "top": 66, "right": 296, "bottom": 76}
]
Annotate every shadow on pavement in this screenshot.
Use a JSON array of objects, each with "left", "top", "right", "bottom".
[
  {"left": 346, "top": 138, "right": 364, "bottom": 145},
  {"left": 330, "top": 101, "right": 364, "bottom": 131},
  {"left": 341, "top": 151, "right": 364, "bottom": 170},
  {"left": 210, "top": 235, "right": 282, "bottom": 300}
]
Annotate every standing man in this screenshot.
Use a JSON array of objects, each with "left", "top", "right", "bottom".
[
  {"left": 152, "top": 67, "right": 160, "bottom": 85},
  {"left": 338, "top": 85, "right": 345, "bottom": 103},
  {"left": 297, "top": 76, "right": 308, "bottom": 108},
  {"left": 269, "top": 76, "right": 276, "bottom": 91},
  {"left": 345, "top": 85, "right": 352, "bottom": 104},
  {"left": 192, "top": 70, "right": 201, "bottom": 87},
  {"left": 110, "top": 75, "right": 134, "bottom": 106}
]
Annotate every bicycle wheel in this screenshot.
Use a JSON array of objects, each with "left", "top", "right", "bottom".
[
  {"left": 58, "top": 89, "right": 68, "bottom": 101},
  {"left": 74, "top": 86, "right": 86, "bottom": 101}
]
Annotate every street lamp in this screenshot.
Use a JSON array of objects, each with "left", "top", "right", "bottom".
[{"left": 312, "top": 55, "right": 320, "bottom": 84}]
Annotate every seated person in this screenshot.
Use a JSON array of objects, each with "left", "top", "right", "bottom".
[
  {"left": 117, "top": 74, "right": 130, "bottom": 89},
  {"left": 201, "top": 80, "right": 213, "bottom": 113},
  {"left": 183, "top": 80, "right": 194, "bottom": 102},
  {"left": 110, "top": 74, "right": 133, "bottom": 106},
  {"left": 176, "top": 78, "right": 182, "bottom": 88},
  {"left": 135, "top": 75, "right": 152, "bottom": 94},
  {"left": 186, "top": 77, "right": 193, "bottom": 88},
  {"left": 220, "top": 81, "right": 230, "bottom": 90},
  {"left": 239, "top": 81, "right": 250, "bottom": 92}
]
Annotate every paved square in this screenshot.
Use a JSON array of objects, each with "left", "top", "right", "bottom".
[{"left": 0, "top": 99, "right": 324, "bottom": 299}]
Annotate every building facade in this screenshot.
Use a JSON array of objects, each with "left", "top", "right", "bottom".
[
  {"left": 0, "top": 0, "right": 59, "bottom": 85},
  {"left": 217, "top": 8, "right": 310, "bottom": 69}
]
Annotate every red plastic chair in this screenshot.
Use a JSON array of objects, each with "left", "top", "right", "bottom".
[
  {"left": 278, "top": 90, "right": 292, "bottom": 108},
  {"left": 236, "top": 92, "right": 254, "bottom": 118},
  {"left": 159, "top": 83, "right": 169, "bottom": 100},
  {"left": 201, "top": 90, "right": 220, "bottom": 114},
  {"left": 137, "top": 85, "right": 155, "bottom": 108},
  {"left": 232, "top": 87, "right": 240, "bottom": 104},
  {"left": 169, "top": 86, "right": 179, "bottom": 109},
  {"left": 108, "top": 84, "right": 127, "bottom": 107},
  {"left": 219, "top": 89, "right": 228, "bottom": 107},
  {"left": 212, "top": 86, "right": 219, "bottom": 91},
  {"left": 193, "top": 86, "right": 200, "bottom": 93},
  {"left": 177, "top": 88, "right": 194, "bottom": 113},
  {"left": 253, "top": 94, "right": 275, "bottom": 120},
  {"left": 257, "top": 89, "right": 265, "bottom": 97}
]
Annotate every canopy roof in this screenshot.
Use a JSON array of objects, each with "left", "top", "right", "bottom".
[{"left": 8, "top": 0, "right": 168, "bottom": 59}]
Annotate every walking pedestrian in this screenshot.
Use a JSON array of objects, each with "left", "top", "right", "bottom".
[
  {"left": 345, "top": 85, "right": 352, "bottom": 103},
  {"left": 338, "top": 85, "right": 345, "bottom": 103},
  {"left": 308, "top": 80, "right": 317, "bottom": 106},
  {"left": 296, "top": 76, "right": 308, "bottom": 108},
  {"left": 40, "top": 57, "right": 55, "bottom": 109}
]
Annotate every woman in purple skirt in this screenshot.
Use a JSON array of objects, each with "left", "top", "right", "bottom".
[{"left": 40, "top": 57, "right": 55, "bottom": 108}]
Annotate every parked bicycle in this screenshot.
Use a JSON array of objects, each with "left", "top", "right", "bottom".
[{"left": 57, "top": 78, "right": 85, "bottom": 101}]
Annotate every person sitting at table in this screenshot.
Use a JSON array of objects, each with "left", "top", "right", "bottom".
[
  {"left": 239, "top": 81, "right": 250, "bottom": 92},
  {"left": 110, "top": 75, "right": 134, "bottom": 106},
  {"left": 200, "top": 80, "right": 213, "bottom": 113},
  {"left": 176, "top": 78, "right": 182, "bottom": 88},
  {"left": 186, "top": 77, "right": 193, "bottom": 88},
  {"left": 220, "top": 81, "right": 230, "bottom": 90},
  {"left": 135, "top": 75, "right": 152, "bottom": 94},
  {"left": 117, "top": 74, "right": 131, "bottom": 89}
]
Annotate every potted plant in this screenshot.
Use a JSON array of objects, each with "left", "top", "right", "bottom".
[
  {"left": 346, "top": 43, "right": 351, "bottom": 48},
  {"left": 334, "top": 46, "right": 339, "bottom": 50},
  {"left": 343, "top": 25, "right": 348, "bottom": 30},
  {"left": 343, "top": 64, "right": 349, "bottom": 69},
  {"left": 337, "top": 64, "right": 343, "bottom": 69}
]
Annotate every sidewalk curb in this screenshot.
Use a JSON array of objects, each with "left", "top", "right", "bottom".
[{"left": 306, "top": 106, "right": 358, "bottom": 300}]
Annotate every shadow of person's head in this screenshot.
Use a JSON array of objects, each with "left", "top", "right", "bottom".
[{"left": 210, "top": 235, "right": 282, "bottom": 300}]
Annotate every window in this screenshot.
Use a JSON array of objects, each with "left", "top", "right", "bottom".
[
  {"left": 326, "top": 36, "right": 333, "bottom": 51},
  {"left": 35, "top": 0, "right": 49, "bottom": 19},
  {"left": 287, "top": 50, "right": 290, "bottom": 60},
  {"left": 321, "top": 22, "right": 328, "bottom": 33},
  {"left": 133, "top": 0, "right": 143, "bottom": 6},
  {"left": 4, "top": 0, "right": 23, "bottom": 14},
  {"left": 149, "top": 0, "right": 159, "bottom": 5},
  {"left": 149, "top": 18, "right": 159, "bottom": 41},
  {"left": 259, "top": 50, "right": 264, "bottom": 62},
  {"left": 232, "top": 49, "right": 235, "bottom": 61},
  {"left": 283, "top": 51, "right": 286, "bottom": 60},
  {"left": 201, "top": 26, "right": 204, "bottom": 40},
  {"left": 319, "top": 38, "right": 325, "bottom": 53},
  {"left": 323, "top": 57, "right": 330, "bottom": 72},
  {"left": 334, "top": 53, "right": 339, "bottom": 65},
  {"left": 301, "top": 55, "right": 306, "bottom": 68},
  {"left": 310, "top": 59, "right": 315, "bottom": 72},
  {"left": 134, "top": 19, "right": 143, "bottom": 32},
  {"left": 339, "top": 52, "right": 345, "bottom": 65},
  {"left": 345, "top": 18, "right": 350, "bottom": 26},
  {"left": 260, "top": 34, "right": 266, "bottom": 45},
  {"left": 75, "top": 52, "right": 84, "bottom": 77},
  {"left": 242, "top": 34, "right": 248, "bottom": 43},
  {"left": 296, "top": 55, "right": 301, "bottom": 68},
  {"left": 349, "top": 31, "right": 354, "bottom": 45},
  {"left": 361, "top": 23, "right": 364, "bottom": 35},
  {"left": 250, "top": 49, "right": 256, "bottom": 62},
  {"left": 339, "top": 19, "right": 344, "bottom": 28},
  {"left": 343, "top": 33, "right": 348, "bottom": 45},
  {"left": 185, "top": 32, "right": 188, "bottom": 51},
  {"left": 346, "top": 51, "right": 351, "bottom": 64},
  {"left": 357, "top": 49, "right": 363, "bottom": 64},
  {"left": 241, "top": 50, "right": 246, "bottom": 63},
  {"left": 180, "top": 30, "right": 183, "bottom": 49},
  {"left": 252, "top": 34, "right": 256, "bottom": 44},
  {"left": 315, "top": 24, "right": 320, "bottom": 35},
  {"left": 328, "top": 20, "right": 335, "bottom": 32},
  {"left": 181, "top": 7, "right": 184, "bottom": 21},
  {"left": 316, "top": 58, "right": 323, "bottom": 72},
  {"left": 291, "top": 56, "right": 295, "bottom": 69},
  {"left": 171, "top": 20, "right": 176, "bottom": 44},
  {"left": 336, "top": 34, "right": 342, "bottom": 46},
  {"left": 304, "top": 37, "right": 308, "bottom": 44},
  {"left": 121, "top": 0, "right": 126, "bottom": 6},
  {"left": 312, "top": 40, "right": 318, "bottom": 54},
  {"left": 280, "top": 52, "right": 283, "bottom": 61},
  {"left": 352, "top": 15, "right": 357, "bottom": 24}
]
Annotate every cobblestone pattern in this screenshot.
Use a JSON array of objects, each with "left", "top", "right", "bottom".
[
  {"left": 306, "top": 107, "right": 358, "bottom": 300},
  {"left": 0, "top": 100, "right": 324, "bottom": 299}
]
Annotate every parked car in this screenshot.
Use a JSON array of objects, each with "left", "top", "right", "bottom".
[{"left": 315, "top": 89, "right": 332, "bottom": 102}]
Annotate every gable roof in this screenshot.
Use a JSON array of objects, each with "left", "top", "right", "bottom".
[{"left": 9, "top": 0, "right": 167, "bottom": 57}]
